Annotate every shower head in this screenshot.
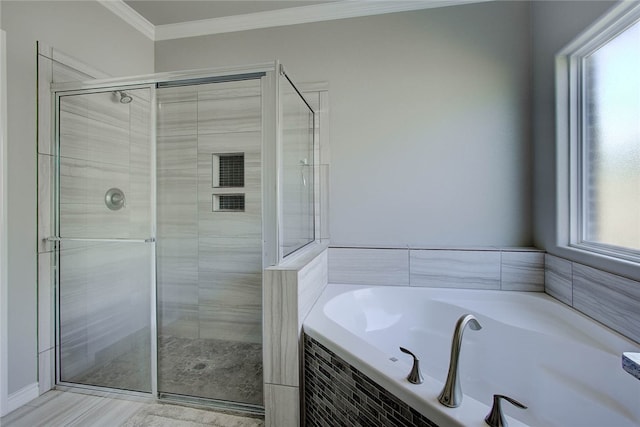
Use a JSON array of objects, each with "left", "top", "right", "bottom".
[{"left": 115, "top": 90, "right": 133, "bottom": 104}]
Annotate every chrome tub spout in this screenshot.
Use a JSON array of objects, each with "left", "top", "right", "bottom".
[{"left": 438, "top": 313, "right": 482, "bottom": 408}]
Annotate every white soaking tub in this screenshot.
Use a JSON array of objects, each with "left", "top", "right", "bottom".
[{"left": 303, "top": 284, "right": 640, "bottom": 427}]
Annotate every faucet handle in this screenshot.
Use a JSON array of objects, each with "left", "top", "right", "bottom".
[
  {"left": 485, "top": 394, "right": 527, "bottom": 427},
  {"left": 399, "top": 347, "right": 424, "bottom": 384}
]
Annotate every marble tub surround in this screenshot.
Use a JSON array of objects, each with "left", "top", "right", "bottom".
[
  {"left": 263, "top": 243, "right": 328, "bottom": 427},
  {"left": 328, "top": 247, "right": 544, "bottom": 290},
  {"left": 623, "top": 353, "right": 640, "bottom": 381},
  {"left": 545, "top": 254, "right": 640, "bottom": 345}
]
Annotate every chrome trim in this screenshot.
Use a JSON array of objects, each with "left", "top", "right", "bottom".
[
  {"left": 47, "top": 237, "right": 155, "bottom": 244},
  {"left": 52, "top": 62, "right": 277, "bottom": 93},
  {"left": 158, "top": 393, "right": 264, "bottom": 416}
]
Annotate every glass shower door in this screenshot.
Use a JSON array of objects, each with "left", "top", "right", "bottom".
[{"left": 56, "top": 87, "right": 155, "bottom": 393}]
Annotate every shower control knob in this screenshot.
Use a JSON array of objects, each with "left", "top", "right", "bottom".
[{"left": 105, "top": 188, "right": 126, "bottom": 211}]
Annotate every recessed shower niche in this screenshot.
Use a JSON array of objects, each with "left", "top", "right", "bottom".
[{"left": 42, "top": 61, "right": 325, "bottom": 414}]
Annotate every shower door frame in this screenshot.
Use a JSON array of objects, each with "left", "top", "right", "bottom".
[
  {"left": 50, "top": 62, "right": 288, "bottom": 406},
  {"left": 52, "top": 82, "right": 159, "bottom": 396}
]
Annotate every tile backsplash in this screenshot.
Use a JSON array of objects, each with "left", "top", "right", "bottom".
[
  {"left": 328, "top": 247, "right": 544, "bottom": 291},
  {"left": 545, "top": 254, "right": 640, "bottom": 344}
]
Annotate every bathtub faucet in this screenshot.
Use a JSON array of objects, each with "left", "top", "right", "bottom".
[{"left": 438, "top": 313, "right": 482, "bottom": 408}]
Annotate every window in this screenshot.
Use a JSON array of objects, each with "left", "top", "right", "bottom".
[{"left": 558, "top": 2, "right": 640, "bottom": 262}]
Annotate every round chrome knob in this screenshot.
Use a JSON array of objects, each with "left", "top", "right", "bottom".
[{"left": 105, "top": 188, "right": 126, "bottom": 211}]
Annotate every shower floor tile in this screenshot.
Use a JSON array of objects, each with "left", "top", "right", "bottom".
[
  {"left": 67, "top": 335, "right": 263, "bottom": 406},
  {"left": 158, "top": 335, "right": 263, "bottom": 405}
]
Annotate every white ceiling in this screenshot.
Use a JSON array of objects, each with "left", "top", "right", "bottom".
[{"left": 124, "top": 1, "right": 334, "bottom": 26}]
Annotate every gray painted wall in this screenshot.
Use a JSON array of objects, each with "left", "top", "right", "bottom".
[
  {"left": 155, "top": 1, "right": 533, "bottom": 248},
  {"left": 529, "top": 1, "right": 640, "bottom": 279},
  {"left": 1, "top": 0, "right": 153, "bottom": 395}
]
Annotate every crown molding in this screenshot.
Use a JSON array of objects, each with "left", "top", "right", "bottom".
[
  {"left": 98, "top": 0, "right": 490, "bottom": 42},
  {"left": 154, "top": 0, "right": 490, "bottom": 41},
  {"left": 98, "top": 0, "right": 155, "bottom": 40}
]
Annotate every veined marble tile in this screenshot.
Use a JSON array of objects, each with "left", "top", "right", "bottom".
[
  {"left": 157, "top": 85, "right": 198, "bottom": 103},
  {"left": 297, "top": 250, "right": 328, "bottom": 326},
  {"left": 59, "top": 107, "right": 130, "bottom": 166},
  {"left": 157, "top": 204, "right": 198, "bottom": 238},
  {"left": 410, "top": 249, "right": 500, "bottom": 289},
  {"left": 573, "top": 263, "right": 640, "bottom": 344},
  {"left": 197, "top": 131, "right": 261, "bottom": 154},
  {"left": 198, "top": 272, "right": 261, "bottom": 307},
  {"left": 157, "top": 236, "right": 198, "bottom": 258},
  {"left": 198, "top": 304, "right": 262, "bottom": 343},
  {"left": 197, "top": 95, "right": 261, "bottom": 135},
  {"left": 328, "top": 247, "right": 409, "bottom": 285},
  {"left": 59, "top": 204, "right": 131, "bottom": 239},
  {"left": 545, "top": 254, "right": 572, "bottom": 305},
  {"left": 158, "top": 168, "right": 198, "bottom": 238},
  {"left": 198, "top": 237, "right": 262, "bottom": 274},
  {"left": 158, "top": 308, "right": 199, "bottom": 338},
  {"left": 263, "top": 269, "right": 299, "bottom": 386},
  {"left": 59, "top": 243, "right": 152, "bottom": 381},
  {"left": 59, "top": 157, "right": 130, "bottom": 205},
  {"left": 158, "top": 281, "right": 199, "bottom": 309},
  {"left": 62, "top": 91, "right": 129, "bottom": 127},
  {"left": 157, "top": 135, "right": 197, "bottom": 170},
  {"left": 265, "top": 384, "right": 299, "bottom": 427},
  {"left": 197, "top": 79, "right": 261, "bottom": 101},
  {"left": 197, "top": 201, "right": 262, "bottom": 239},
  {"left": 157, "top": 238, "right": 198, "bottom": 291},
  {"left": 157, "top": 168, "right": 198, "bottom": 204},
  {"left": 501, "top": 251, "right": 544, "bottom": 291},
  {"left": 157, "top": 100, "right": 197, "bottom": 137},
  {"left": 128, "top": 89, "right": 152, "bottom": 136}
]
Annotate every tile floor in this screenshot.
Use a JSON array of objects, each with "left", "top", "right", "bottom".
[
  {"left": 67, "top": 335, "right": 263, "bottom": 405},
  {"left": 0, "top": 390, "right": 264, "bottom": 427}
]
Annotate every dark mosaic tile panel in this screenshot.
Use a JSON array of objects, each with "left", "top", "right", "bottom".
[{"left": 304, "top": 334, "right": 439, "bottom": 427}]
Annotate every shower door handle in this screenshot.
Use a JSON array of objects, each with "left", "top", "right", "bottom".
[{"left": 46, "top": 236, "right": 156, "bottom": 243}]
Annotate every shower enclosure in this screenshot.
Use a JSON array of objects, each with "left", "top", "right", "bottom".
[{"left": 47, "top": 62, "right": 318, "bottom": 412}]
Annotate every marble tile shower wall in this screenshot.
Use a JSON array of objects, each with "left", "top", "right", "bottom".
[
  {"left": 156, "top": 80, "right": 262, "bottom": 343},
  {"left": 58, "top": 89, "right": 153, "bottom": 379},
  {"left": 328, "top": 247, "right": 545, "bottom": 291}
]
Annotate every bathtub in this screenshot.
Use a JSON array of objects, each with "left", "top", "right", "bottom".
[{"left": 303, "top": 284, "right": 640, "bottom": 427}]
